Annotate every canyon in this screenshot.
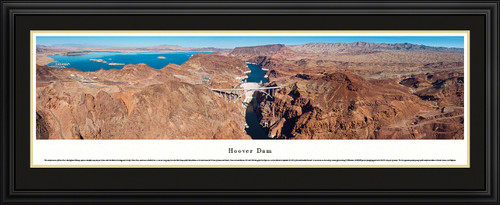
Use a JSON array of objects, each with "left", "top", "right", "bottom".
[
  {"left": 225, "top": 42, "right": 465, "bottom": 139},
  {"left": 36, "top": 42, "right": 465, "bottom": 140}
]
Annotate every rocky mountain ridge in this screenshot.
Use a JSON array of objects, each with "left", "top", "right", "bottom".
[
  {"left": 255, "top": 71, "right": 464, "bottom": 139},
  {"left": 226, "top": 42, "right": 465, "bottom": 140},
  {"left": 36, "top": 53, "right": 251, "bottom": 139},
  {"left": 288, "top": 42, "right": 463, "bottom": 54}
]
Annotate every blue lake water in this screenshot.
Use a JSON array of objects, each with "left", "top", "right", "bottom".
[
  {"left": 246, "top": 64, "right": 268, "bottom": 84},
  {"left": 46, "top": 51, "right": 205, "bottom": 71}
]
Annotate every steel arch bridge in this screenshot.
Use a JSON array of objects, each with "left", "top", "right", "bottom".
[{"left": 210, "top": 83, "right": 283, "bottom": 103}]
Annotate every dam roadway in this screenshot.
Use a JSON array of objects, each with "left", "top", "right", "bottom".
[{"left": 241, "top": 83, "right": 261, "bottom": 104}]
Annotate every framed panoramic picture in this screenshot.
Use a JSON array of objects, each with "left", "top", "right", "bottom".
[
  {"left": 1, "top": 1, "right": 498, "bottom": 204},
  {"left": 30, "top": 30, "right": 470, "bottom": 168}
]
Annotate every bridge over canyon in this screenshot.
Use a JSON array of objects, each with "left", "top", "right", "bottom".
[{"left": 210, "top": 82, "right": 283, "bottom": 105}]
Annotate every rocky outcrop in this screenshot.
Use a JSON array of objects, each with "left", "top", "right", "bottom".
[
  {"left": 96, "top": 63, "right": 168, "bottom": 83},
  {"left": 374, "top": 106, "right": 464, "bottom": 139},
  {"left": 399, "top": 71, "right": 464, "bottom": 107},
  {"left": 35, "top": 112, "right": 50, "bottom": 139},
  {"left": 39, "top": 82, "right": 247, "bottom": 140},
  {"left": 35, "top": 53, "right": 251, "bottom": 140},
  {"left": 255, "top": 71, "right": 463, "bottom": 139},
  {"left": 179, "top": 53, "right": 250, "bottom": 88}
]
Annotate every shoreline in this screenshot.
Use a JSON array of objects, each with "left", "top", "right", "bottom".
[{"left": 36, "top": 50, "right": 210, "bottom": 67}]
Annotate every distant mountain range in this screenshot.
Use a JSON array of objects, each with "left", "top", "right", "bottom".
[
  {"left": 120, "top": 45, "right": 229, "bottom": 52},
  {"left": 229, "top": 44, "right": 291, "bottom": 56},
  {"left": 287, "top": 42, "right": 463, "bottom": 53},
  {"left": 228, "top": 42, "right": 462, "bottom": 56},
  {"left": 36, "top": 44, "right": 229, "bottom": 52},
  {"left": 38, "top": 42, "right": 462, "bottom": 54}
]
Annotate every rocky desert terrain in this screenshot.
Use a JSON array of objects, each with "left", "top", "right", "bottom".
[
  {"left": 225, "top": 42, "right": 465, "bottom": 139},
  {"left": 36, "top": 41, "right": 465, "bottom": 140},
  {"left": 36, "top": 53, "right": 250, "bottom": 139}
]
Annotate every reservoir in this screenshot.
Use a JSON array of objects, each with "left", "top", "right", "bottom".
[
  {"left": 244, "top": 64, "right": 271, "bottom": 140},
  {"left": 46, "top": 51, "right": 204, "bottom": 71},
  {"left": 246, "top": 63, "right": 268, "bottom": 84},
  {"left": 48, "top": 51, "right": 272, "bottom": 139}
]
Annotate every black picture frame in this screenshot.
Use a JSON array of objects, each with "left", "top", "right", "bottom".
[{"left": 1, "top": 0, "right": 498, "bottom": 204}]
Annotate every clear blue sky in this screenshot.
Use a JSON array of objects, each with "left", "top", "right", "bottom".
[{"left": 37, "top": 36, "right": 464, "bottom": 49}]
